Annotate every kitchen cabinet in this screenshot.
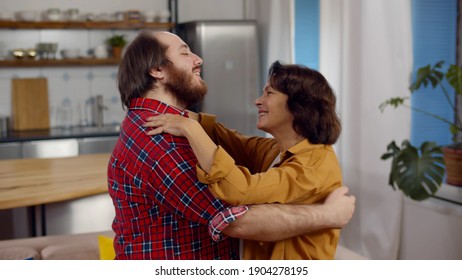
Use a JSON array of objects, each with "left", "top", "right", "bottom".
[
  {"left": 78, "top": 136, "right": 117, "bottom": 155},
  {"left": 22, "top": 139, "right": 78, "bottom": 158},
  {"left": 0, "top": 142, "right": 21, "bottom": 159}
]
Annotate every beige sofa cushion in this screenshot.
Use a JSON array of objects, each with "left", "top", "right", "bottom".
[
  {"left": 42, "top": 242, "right": 100, "bottom": 260},
  {"left": 0, "top": 246, "right": 40, "bottom": 260}
]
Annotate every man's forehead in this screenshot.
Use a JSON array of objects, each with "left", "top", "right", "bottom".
[{"left": 154, "top": 31, "right": 187, "bottom": 49}]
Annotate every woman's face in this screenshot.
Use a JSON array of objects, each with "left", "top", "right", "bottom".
[{"left": 255, "top": 81, "right": 294, "bottom": 136}]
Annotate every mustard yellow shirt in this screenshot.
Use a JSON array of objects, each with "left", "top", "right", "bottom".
[{"left": 198, "top": 113, "right": 342, "bottom": 260}]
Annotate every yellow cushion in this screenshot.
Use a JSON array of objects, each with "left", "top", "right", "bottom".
[{"left": 98, "top": 235, "right": 115, "bottom": 260}]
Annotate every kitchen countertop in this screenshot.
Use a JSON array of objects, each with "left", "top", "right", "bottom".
[{"left": 0, "top": 124, "right": 120, "bottom": 143}]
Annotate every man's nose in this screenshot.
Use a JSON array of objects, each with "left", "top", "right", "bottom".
[{"left": 193, "top": 53, "right": 203, "bottom": 65}]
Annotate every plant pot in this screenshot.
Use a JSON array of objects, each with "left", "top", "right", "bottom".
[
  {"left": 111, "top": 46, "right": 123, "bottom": 59},
  {"left": 443, "top": 143, "right": 462, "bottom": 186}
]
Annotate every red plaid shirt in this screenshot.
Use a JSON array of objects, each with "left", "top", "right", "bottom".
[{"left": 107, "top": 98, "right": 245, "bottom": 259}]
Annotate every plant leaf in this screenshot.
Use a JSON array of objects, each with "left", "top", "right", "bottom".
[
  {"left": 381, "top": 141, "right": 401, "bottom": 190},
  {"left": 381, "top": 140, "right": 445, "bottom": 200},
  {"left": 446, "top": 64, "right": 462, "bottom": 95},
  {"left": 379, "top": 97, "right": 408, "bottom": 112},
  {"left": 409, "top": 61, "right": 445, "bottom": 92}
]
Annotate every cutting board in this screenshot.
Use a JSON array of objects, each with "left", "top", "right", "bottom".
[{"left": 11, "top": 78, "right": 50, "bottom": 131}]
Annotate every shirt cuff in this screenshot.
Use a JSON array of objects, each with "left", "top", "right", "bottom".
[{"left": 208, "top": 205, "right": 249, "bottom": 242}]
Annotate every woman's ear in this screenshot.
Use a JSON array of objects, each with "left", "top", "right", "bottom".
[{"left": 149, "top": 67, "right": 164, "bottom": 79}]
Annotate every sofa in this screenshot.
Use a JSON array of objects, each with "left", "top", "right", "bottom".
[{"left": 0, "top": 231, "right": 366, "bottom": 260}]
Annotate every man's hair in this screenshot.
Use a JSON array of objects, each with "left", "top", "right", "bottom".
[
  {"left": 117, "top": 31, "right": 171, "bottom": 109},
  {"left": 267, "top": 61, "right": 341, "bottom": 145}
]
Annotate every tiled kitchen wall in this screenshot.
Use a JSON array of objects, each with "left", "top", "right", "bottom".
[
  {"left": 0, "top": 30, "right": 139, "bottom": 127},
  {"left": 0, "top": 0, "right": 170, "bottom": 127}
]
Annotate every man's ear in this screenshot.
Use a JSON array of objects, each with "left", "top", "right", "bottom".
[{"left": 149, "top": 67, "right": 164, "bottom": 79}]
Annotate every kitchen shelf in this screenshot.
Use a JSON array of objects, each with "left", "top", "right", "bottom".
[
  {"left": 0, "top": 58, "right": 121, "bottom": 67},
  {"left": 0, "top": 20, "right": 175, "bottom": 30}
]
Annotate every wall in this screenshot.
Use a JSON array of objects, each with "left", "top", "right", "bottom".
[
  {"left": 178, "top": 0, "right": 245, "bottom": 22},
  {"left": 0, "top": 0, "right": 246, "bottom": 128}
]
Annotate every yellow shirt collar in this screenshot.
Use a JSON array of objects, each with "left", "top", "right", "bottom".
[{"left": 280, "top": 139, "right": 331, "bottom": 163}]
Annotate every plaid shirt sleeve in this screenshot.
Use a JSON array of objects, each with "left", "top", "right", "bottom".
[{"left": 208, "top": 205, "right": 249, "bottom": 241}]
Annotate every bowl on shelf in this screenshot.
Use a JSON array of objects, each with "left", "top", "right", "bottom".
[
  {"left": 25, "top": 48, "right": 37, "bottom": 59},
  {"left": 61, "top": 49, "right": 80, "bottom": 59},
  {"left": 11, "top": 48, "right": 25, "bottom": 59},
  {"left": 45, "top": 8, "right": 62, "bottom": 21}
]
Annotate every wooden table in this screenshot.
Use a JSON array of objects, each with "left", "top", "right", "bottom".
[{"left": 0, "top": 153, "right": 111, "bottom": 235}]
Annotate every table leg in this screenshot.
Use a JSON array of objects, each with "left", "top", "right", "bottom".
[
  {"left": 28, "top": 206, "right": 37, "bottom": 237},
  {"left": 40, "top": 204, "right": 46, "bottom": 236},
  {"left": 27, "top": 205, "right": 47, "bottom": 237}
]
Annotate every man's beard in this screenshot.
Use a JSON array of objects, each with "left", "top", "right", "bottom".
[{"left": 164, "top": 64, "right": 207, "bottom": 109}]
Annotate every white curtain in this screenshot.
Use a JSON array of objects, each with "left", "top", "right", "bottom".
[
  {"left": 320, "top": 0, "right": 413, "bottom": 259},
  {"left": 244, "top": 0, "right": 294, "bottom": 89}
]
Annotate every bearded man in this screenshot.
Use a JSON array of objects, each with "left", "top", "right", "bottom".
[{"left": 107, "top": 31, "right": 355, "bottom": 260}]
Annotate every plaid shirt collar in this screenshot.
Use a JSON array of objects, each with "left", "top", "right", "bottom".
[{"left": 128, "top": 98, "right": 189, "bottom": 117}]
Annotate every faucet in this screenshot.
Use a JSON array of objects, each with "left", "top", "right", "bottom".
[{"left": 94, "top": 95, "right": 108, "bottom": 128}]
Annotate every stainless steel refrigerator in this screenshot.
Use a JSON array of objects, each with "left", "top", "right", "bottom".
[{"left": 177, "top": 20, "right": 263, "bottom": 136}]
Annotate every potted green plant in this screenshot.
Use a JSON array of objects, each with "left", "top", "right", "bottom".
[
  {"left": 379, "top": 61, "right": 462, "bottom": 200},
  {"left": 106, "top": 34, "right": 127, "bottom": 58}
]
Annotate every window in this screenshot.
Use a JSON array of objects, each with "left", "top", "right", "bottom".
[
  {"left": 411, "top": 0, "right": 457, "bottom": 146},
  {"left": 294, "top": 0, "right": 319, "bottom": 69},
  {"left": 458, "top": 0, "right": 462, "bottom": 141}
]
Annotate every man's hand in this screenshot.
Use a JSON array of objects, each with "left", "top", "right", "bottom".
[{"left": 323, "top": 186, "right": 356, "bottom": 228}]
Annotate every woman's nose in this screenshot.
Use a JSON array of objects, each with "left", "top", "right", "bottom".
[{"left": 255, "top": 95, "right": 263, "bottom": 106}]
